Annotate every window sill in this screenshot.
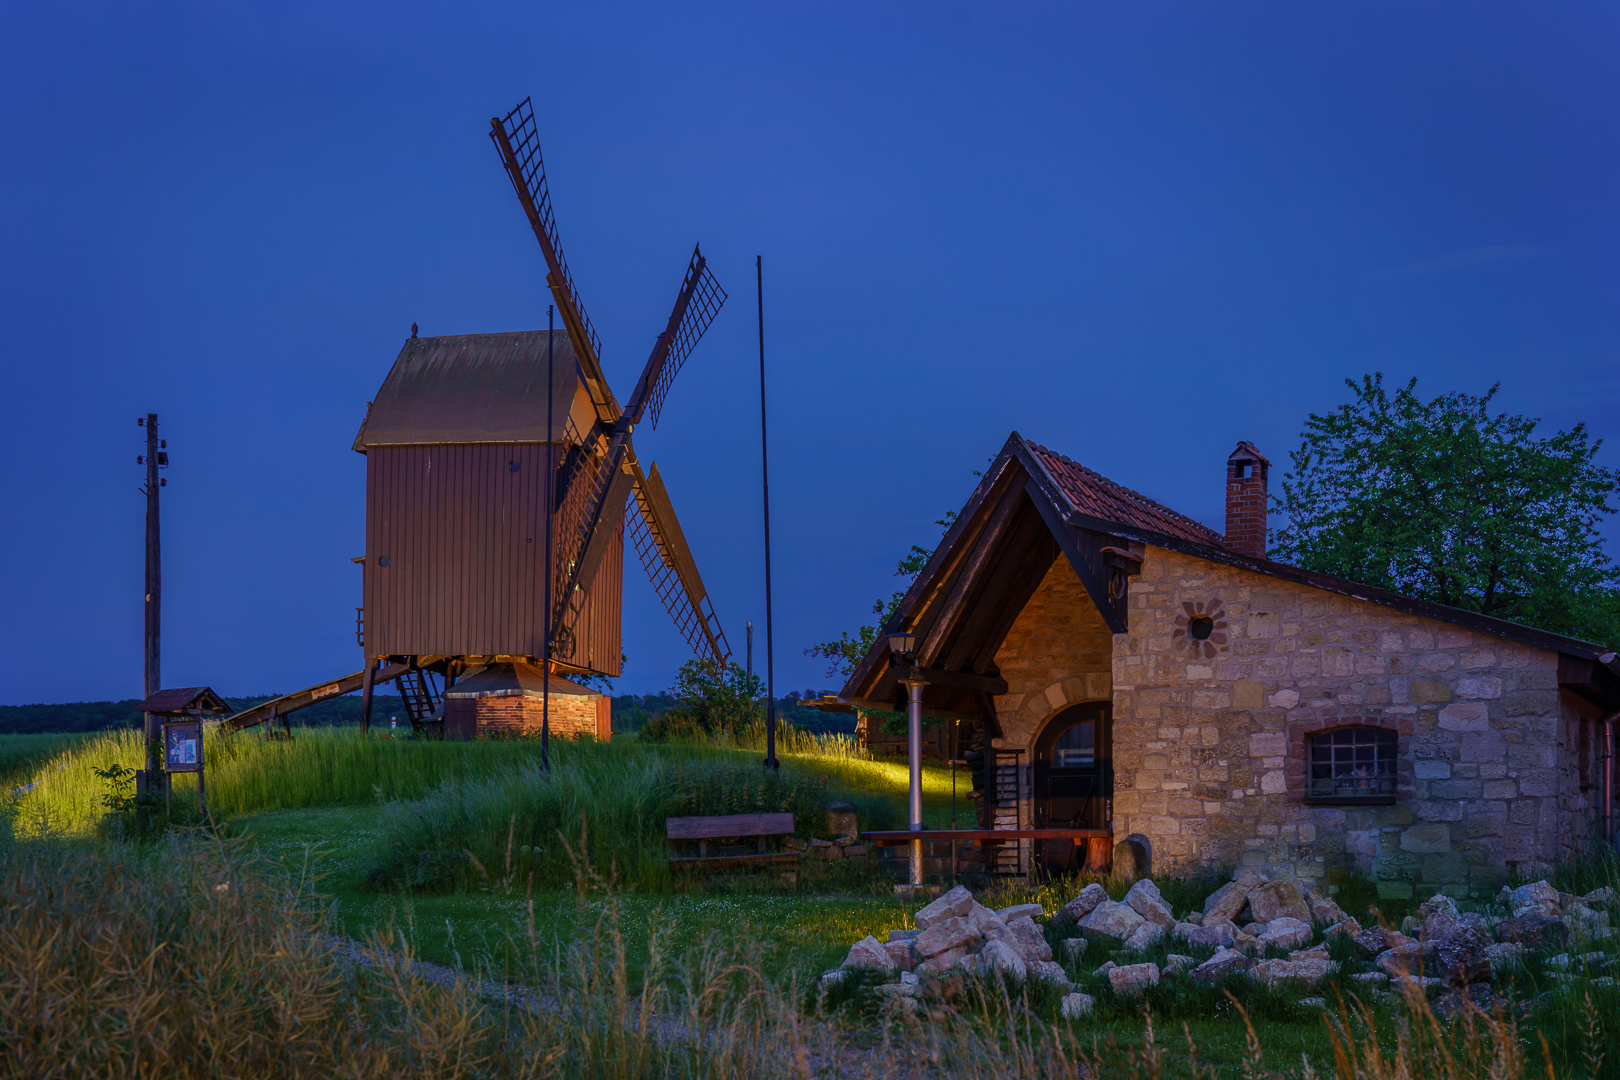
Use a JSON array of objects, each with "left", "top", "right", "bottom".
[{"left": 1305, "top": 795, "right": 1397, "bottom": 807}]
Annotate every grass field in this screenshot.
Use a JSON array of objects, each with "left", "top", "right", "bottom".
[{"left": 8, "top": 727, "right": 1617, "bottom": 1077}]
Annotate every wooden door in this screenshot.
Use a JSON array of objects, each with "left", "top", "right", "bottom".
[{"left": 1032, "top": 701, "right": 1112, "bottom": 874}]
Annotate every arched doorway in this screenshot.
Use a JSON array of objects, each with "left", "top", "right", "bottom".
[{"left": 1032, "top": 700, "right": 1112, "bottom": 875}]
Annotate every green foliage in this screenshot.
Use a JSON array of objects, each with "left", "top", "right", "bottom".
[
  {"left": 638, "top": 660, "right": 765, "bottom": 741},
  {"left": 363, "top": 744, "right": 897, "bottom": 892},
  {"left": 1272, "top": 374, "right": 1620, "bottom": 646}
]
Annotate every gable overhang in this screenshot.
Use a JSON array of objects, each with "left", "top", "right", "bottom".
[
  {"left": 838, "top": 432, "right": 1620, "bottom": 719},
  {"left": 837, "top": 433, "right": 1135, "bottom": 727}
]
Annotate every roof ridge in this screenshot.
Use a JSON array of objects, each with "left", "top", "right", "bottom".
[{"left": 1026, "top": 440, "right": 1226, "bottom": 544}]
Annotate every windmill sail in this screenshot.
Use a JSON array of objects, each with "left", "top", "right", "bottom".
[
  {"left": 490, "top": 96, "right": 731, "bottom": 669},
  {"left": 624, "top": 245, "right": 728, "bottom": 429},
  {"left": 490, "top": 98, "right": 620, "bottom": 424},
  {"left": 630, "top": 462, "right": 730, "bottom": 665}
]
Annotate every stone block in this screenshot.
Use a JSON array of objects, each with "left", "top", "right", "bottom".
[
  {"left": 1323, "top": 648, "right": 1355, "bottom": 677},
  {"left": 1482, "top": 780, "right": 1517, "bottom": 799},
  {"left": 1457, "top": 676, "right": 1502, "bottom": 700},
  {"left": 1232, "top": 680, "right": 1264, "bottom": 709},
  {"left": 1414, "top": 760, "right": 1451, "bottom": 780},
  {"left": 1400, "top": 825, "right": 1451, "bottom": 854},
  {"left": 1249, "top": 733, "right": 1287, "bottom": 757},
  {"left": 1410, "top": 680, "right": 1452, "bottom": 704},
  {"left": 1438, "top": 703, "right": 1489, "bottom": 731},
  {"left": 1460, "top": 648, "right": 1496, "bottom": 670}
]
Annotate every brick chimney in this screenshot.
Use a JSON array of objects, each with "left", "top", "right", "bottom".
[{"left": 1225, "top": 441, "right": 1270, "bottom": 558}]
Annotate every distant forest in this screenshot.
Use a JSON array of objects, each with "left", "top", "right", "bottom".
[{"left": 0, "top": 689, "right": 856, "bottom": 736}]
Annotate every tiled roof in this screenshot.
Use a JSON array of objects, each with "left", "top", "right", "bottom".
[{"left": 1025, "top": 441, "right": 1228, "bottom": 547}]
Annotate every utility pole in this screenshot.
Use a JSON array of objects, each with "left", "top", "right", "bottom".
[
  {"left": 139, "top": 414, "right": 164, "bottom": 776},
  {"left": 757, "top": 257, "right": 778, "bottom": 770}
]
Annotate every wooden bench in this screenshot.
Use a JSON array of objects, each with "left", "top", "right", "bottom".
[{"left": 666, "top": 813, "right": 802, "bottom": 874}]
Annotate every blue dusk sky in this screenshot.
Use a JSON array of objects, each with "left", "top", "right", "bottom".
[{"left": 2, "top": 3, "right": 1617, "bottom": 704}]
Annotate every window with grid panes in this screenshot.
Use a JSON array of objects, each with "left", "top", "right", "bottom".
[{"left": 1306, "top": 727, "right": 1398, "bottom": 804}]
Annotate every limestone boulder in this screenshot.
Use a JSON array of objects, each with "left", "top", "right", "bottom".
[
  {"left": 844, "top": 936, "right": 898, "bottom": 972},
  {"left": 1430, "top": 925, "right": 1494, "bottom": 986},
  {"left": 1203, "top": 869, "right": 1268, "bottom": 925},
  {"left": 1164, "top": 954, "right": 1195, "bottom": 976},
  {"left": 1080, "top": 900, "right": 1146, "bottom": 941},
  {"left": 980, "top": 938, "right": 1027, "bottom": 981},
  {"left": 997, "top": 903, "right": 1044, "bottom": 923},
  {"left": 1029, "top": 959, "right": 1071, "bottom": 989},
  {"left": 1257, "top": 917, "right": 1313, "bottom": 951},
  {"left": 818, "top": 969, "right": 847, "bottom": 992},
  {"left": 1252, "top": 956, "right": 1338, "bottom": 988},
  {"left": 1191, "top": 947, "right": 1252, "bottom": 983},
  {"left": 1059, "top": 937, "right": 1087, "bottom": 961},
  {"left": 1057, "top": 883, "right": 1111, "bottom": 924},
  {"left": 1108, "top": 962, "right": 1160, "bottom": 996},
  {"left": 956, "top": 953, "right": 982, "bottom": 977},
  {"left": 967, "top": 902, "right": 1007, "bottom": 936},
  {"left": 1060, "top": 992, "right": 1095, "bottom": 1018},
  {"left": 888, "top": 928, "right": 921, "bottom": 943},
  {"left": 875, "top": 971, "right": 920, "bottom": 997},
  {"left": 883, "top": 940, "right": 917, "bottom": 970},
  {"left": 1496, "top": 910, "right": 1570, "bottom": 950},
  {"left": 1246, "top": 879, "right": 1314, "bottom": 924},
  {"left": 1123, "top": 921, "right": 1165, "bottom": 952},
  {"left": 1375, "top": 941, "right": 1435, "bottom": 977},
  {"left": 999, "top": 915, "right": 1053, "bottom": 962},
  {"left": 1176, "top": 920, "right": 1238, "bottom": 949},
  {"left": 1484, "top": 942, "right": 1525, "bottom": 973},
  {"left": 1499, "top": 880, "right": 1559, "bottom": 913},
  {"left": 1564, "top": 903, "right": 1610, "bottom": 936},
  {"left": 1308, "top": 894, "right": 1346, "bottom": 924},
  {"left": 1324, "top": 917, "right": 1363, "bottom": 940},
  {"left": 916, "top": 945, "right": 970, "bottom": 976},
  {"left": 915, "top": 915, "right": 980, "bottom": 959},
  {"left": 915, "top": 885, "right": 976, "bottom": 930},
  {"left": 1420, "top": 893, "right": 1461, "bottom": 921},
  {"left": 1124, "top": 879, "right": 1176, "bottom": 928},
  {"left": 1350, "top": 926, "right": 1393, "bottom": 958},
  {"left": 1289, "top": 945, "right": 1330, "bottom": 961},
  {"left": 1584, "top": 887, "right": 1617, "bottom": 909}
]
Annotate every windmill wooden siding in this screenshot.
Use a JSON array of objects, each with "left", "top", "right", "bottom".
[
  {"left": 355, "top": 331, "right": 624, "bottom": 678},
  {"left": 364, "top": 442, "right": 622, "bottom": 673}
]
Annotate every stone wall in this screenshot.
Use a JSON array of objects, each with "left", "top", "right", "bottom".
[
  {"left": 1109, "top": 543, "right": 1596, "bottom": 899},
  {"left": 992, "top": 558, "right": 1114, "bottom": 751}
]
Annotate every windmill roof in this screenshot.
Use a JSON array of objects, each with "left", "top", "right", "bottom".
[{"left": 354, "top": 331, "right": 582, "bottom": 450}]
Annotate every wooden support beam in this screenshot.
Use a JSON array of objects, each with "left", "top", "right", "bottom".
[{"left": 889, "top": 664, "right": 1008, "bottom": 695}]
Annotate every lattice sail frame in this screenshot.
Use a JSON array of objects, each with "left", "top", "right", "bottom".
[
  {"left": 493, "top": 98, "right": 603, "bottom": 366},
  {"left": 647, "top": 251, "right": 727, "bottom": 429},
  {"left": 493, "top": 97, "right": 732, "bottom": 671}
]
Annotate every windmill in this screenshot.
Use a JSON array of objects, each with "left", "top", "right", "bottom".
[
  {"left": 489, "top": 96, "right": 731, "bottom": 675},
  {"left": 221, "top": 98, "right": 731, "bottom": 739}
]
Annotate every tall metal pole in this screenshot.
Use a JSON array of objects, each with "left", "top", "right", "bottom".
[
  {"left": 142, "top": 413, "right": 161, "bottom": 776},
  {"left": 757, "top": 257, "right": 778, "bottom": 770},
  {"left": 905, "top": 677, "right": 925, "bottom": 886},
  {"left": 746, "top": 621, "right": 754, "bottom": 681},
  {"left": 543, "top": 305, "right": 555, "bottom": 772}
]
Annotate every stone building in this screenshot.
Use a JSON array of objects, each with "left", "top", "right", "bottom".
[{"left": 835, "top": 433, "right": 1620, "bottom": 899}]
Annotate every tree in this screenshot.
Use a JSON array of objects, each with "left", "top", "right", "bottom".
[
  {"left": 637, "top": 659, "right": 764, "bottom": 741},
  {"left": 1270, "top": 374, "right": 1620, "bottom": 647}
]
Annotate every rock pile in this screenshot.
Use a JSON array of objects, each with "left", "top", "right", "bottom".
[
  {"left": 824, "top": 870, "right": 1617, "bottom": 1018},
  {"left": 829, "top": 885, "right": 1093, "bottom": 1016}
]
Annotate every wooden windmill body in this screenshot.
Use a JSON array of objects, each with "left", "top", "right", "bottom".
[{"left": 225, "top": 98, "right": 732, "bottom": 739}]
